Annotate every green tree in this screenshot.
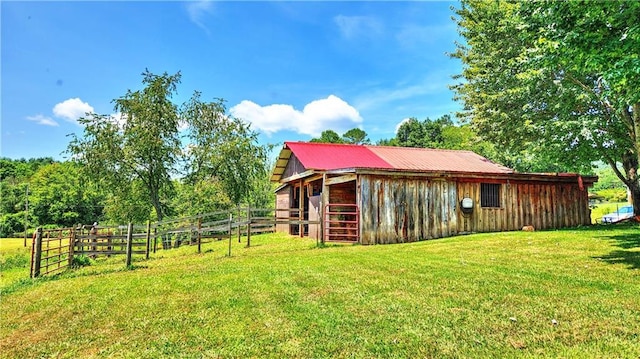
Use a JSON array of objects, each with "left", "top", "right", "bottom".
[
  {"left": 310, "top": 130, "right": 344, "bottom": 144},
  {"left": 181, "top": 93, "right": 269, "bottom": 207},
  {"left": 392, "top": 116, "right": 456, "bottom": 148},
  {"left": 69, "top": 70, "right": 181, "bottom": 222},
  {"left": 0, "top": 157, "right": 59, "bottom": 236},
  {"left": 451, "top": 0, "right": 640, "bottom": 215},
  {"left": 29, "top": 162, "right": 103, "bottom": 227},
  {"left": 309, "top": 128, "right": 372, "bottom": 145},
  {"left": 342, "top": 128, "right": 370, "bottom": 144},
  {"left": 173, "top": 179, "right": 232, "bottom": 217},
  {"left": 68, "top": 70, "right": 268, "bottom": 221},
  {"left": 395, "top": 118, "right": 426, "bottom": 147}
]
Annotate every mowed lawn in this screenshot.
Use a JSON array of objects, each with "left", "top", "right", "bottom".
[{"left": 1, "top": 225, "right": 639, "bottom": 358}]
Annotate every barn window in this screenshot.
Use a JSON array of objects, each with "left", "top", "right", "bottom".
[{"left": 481, "top": 183, "right": 501, "bottom": 208}]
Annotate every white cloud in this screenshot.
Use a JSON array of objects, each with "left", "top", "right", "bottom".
[
  {"left": 26, "top": 114, "right": 59, "bottom": 127},
  {"left": 53, "top": 98, "right": 94, "bottom": 123},
  {"left": 186, "top": 0, "right": 214, "bottom": 33},
  {"left": 230, "top": 95, "right": 363, "bottom": 137},
  {"left": 334, "top": 15, "right": 383, "bottom": 40}
]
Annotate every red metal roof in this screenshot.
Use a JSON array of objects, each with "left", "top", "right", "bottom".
[
  {"left": 280, "top": 141, "right": 512, "bottom": 175},
  {"left": 284, "top": 142, "right": 393, "bottom": 171},
  {"left": 369, "top": 146, "right": 513, "bottom": 174}
]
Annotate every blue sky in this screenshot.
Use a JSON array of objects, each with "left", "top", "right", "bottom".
[{"left": 1, "top": 1, "right": 462, "bottom": 161}]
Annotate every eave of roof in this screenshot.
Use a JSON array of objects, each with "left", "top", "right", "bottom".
[{"left": 270, "top": 142, "right": 597, "bottom": 185}]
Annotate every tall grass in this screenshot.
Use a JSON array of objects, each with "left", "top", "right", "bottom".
[{"left": 1, "top": 225, "right": 639, "bottom": 358}]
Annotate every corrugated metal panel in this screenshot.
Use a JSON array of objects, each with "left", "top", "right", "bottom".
[
  {"left": 369, "top": 146, "right": 513, "bottom": 174},
  {"left": 284, "top": 142, "right": 393, "bottom": 171},
  {"left": 282, "top": 141, "right": 512, "bottom": 174}
]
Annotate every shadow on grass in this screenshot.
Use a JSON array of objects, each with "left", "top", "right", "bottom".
[
  {"left": 591, "top": 222, "right": 640, "bottom": 269},
  {"left": 595, "top": 250, "right": 640, "bottom": 270}
]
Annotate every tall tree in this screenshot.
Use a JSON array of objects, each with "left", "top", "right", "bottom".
[
  {"left": 68, "top": 70, "right": 268, "bottom": 221},
  {"left": 309, "top": 130, "right": 344, "bottom": 144},
  {"left": 181, "top": 93, "right": 268, "bottom": 206},
  {"left": 393, "top": 115, "right": 454, "bottom": 149},
  {"left": 29, "top": 162, "right": 103, "bottom": 227},
  {"left": 452, "top": 0, "right": 640, "bottom": 215},
  {"left": 342, "top": 128, "right": 370, "bottom": 144},
  {"left": 69, "top": 70, "right": 181, "bottom": 222}
]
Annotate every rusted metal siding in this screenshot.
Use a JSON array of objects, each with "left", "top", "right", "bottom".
[
  {"left": 456, "top": 180, "right": 591, "bottom": 232},
  {"left": 359, "top": 175, "right": 457, "bottom": 244}
]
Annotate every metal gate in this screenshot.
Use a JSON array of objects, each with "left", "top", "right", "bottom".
[{"left": 324, "top": 203, "right": 359, "bottom": 242}]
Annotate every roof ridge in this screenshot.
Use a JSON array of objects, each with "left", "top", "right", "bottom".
[
  {"left": 364, "top": 144, "right": 478, "bottom": 154},
  {"left": 285, "top": 141, "right": 479, "bottom": 154}
]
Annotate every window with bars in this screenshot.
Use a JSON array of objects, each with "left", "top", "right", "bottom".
[{"left": 481, "top": 183, "right": 501, "bottom": 208}]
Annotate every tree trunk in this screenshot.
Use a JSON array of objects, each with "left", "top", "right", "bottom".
[{"left": 630, "top": 180, "right": 640, "bottom": 217}]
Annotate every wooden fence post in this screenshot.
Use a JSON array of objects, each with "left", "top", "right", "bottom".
[
  {"left": 153, "top": 227, "right": 157, "bottom": 253},
  {"left": 197, "top": 217, "right": 202, "bottom": 253},
  {"left": 125, "top": 222, "right": 133, "bottom": 267},
  {"left": 237, "top": 206, "right": 242, "bottom": 243},
  {"left": 145, "top": 221, "right": 151, "bottom": 260},
  {"left": 246, "top": 207, "right": 251, "bottom": 248},
  {"left": 31, "top": 227, "right": 42, "bottom": 278},
  {"left": 228, "top": 212, "right": 232, "bottom": 257},
  {"left": 69, "top": 227, "right": 76, "bottom": 267}
]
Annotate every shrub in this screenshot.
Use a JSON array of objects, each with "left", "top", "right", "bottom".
[
  {"left": 71, "top": 255, "right": 92, "bottom": 268},
  {"left": 596, "top": 188, "right": 628, "bottom": 202}
]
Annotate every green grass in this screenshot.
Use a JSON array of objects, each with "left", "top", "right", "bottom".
[
  {"left": 0, "top": 238, "right": 32, "bottom": 291},
  {"left": 1, "top": 226, "right": 639, "bottom": 358}
]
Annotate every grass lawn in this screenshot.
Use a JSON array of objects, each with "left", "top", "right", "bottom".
[
  {"left": 0, "top": 238, "right": 32, "bottom": 292},
  {"left": 1, "top": 225, "right": 639, "bottom": 358}
]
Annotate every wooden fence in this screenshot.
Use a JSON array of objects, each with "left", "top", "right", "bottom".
[
  {"left": 31, "top": 223, "right": 149, "bottom": 278},
  {"left": 30, "top": 227, "right": 73, "bottom": 278},
  {"left": 30, "top": 207, "right": 300, "bottom": 278}
]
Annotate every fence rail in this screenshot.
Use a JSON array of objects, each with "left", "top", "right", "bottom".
[
  {"left": 30, "top": 207, "right": 322, "bottom": 278},
  {"left": 30, "top": 228, "right": 74, "bottom": 277}
]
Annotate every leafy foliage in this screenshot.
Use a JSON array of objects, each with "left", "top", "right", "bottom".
[
  {"left": 181, "top": 92, "right": 269, "bottom": 206},
  {"left": 67, "top": 70, "right": 270, "bottom": 222},
  {"left": 29, "top": 162, "right": 104, "bottom": 227},
  {"left": 451, "top": 0, "right": 640, "bottom": 214},
  {"left": 309, "top": 129, "right": 345, "bottom": 144},
  {"left": 342, "top": 128, "right": 370, "bottom": 144},
  {"left": 310, "top": 128, "right": 370, "bottom": 144}
]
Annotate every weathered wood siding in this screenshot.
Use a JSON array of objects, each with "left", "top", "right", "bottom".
[
  {"left": 308, "top": 195, "right": 321, "bottom": 239},
  {"left": 456, "top": 180, "right": 591, "bottom": 232},
  {"left": 275, "top": 186, "right": 290, "bottom": 233},
  {"left": 282, "top": 154, "right": 306, "bottom": 179},
  {"left": 359, "top": 175, "right": 457, "bottom": 245},
  {"left": 359, "top": 175, "right": 591, "bottom": 244},
  {"left": 329, "top": 181, "right": 356, "bottom": 205}
]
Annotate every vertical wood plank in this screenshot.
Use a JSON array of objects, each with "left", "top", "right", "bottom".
[
  {"left": 125, "top": 222, "right": 133, "bottom": 267},
  {"left": 246, "top": 207, "right": 252, "bottom": 248},
  {"left": 146, "top": 221, "right": 151, "bottom": 258},
  {"left": 31, "top": 227, "right": 42, "bottom": 278}
]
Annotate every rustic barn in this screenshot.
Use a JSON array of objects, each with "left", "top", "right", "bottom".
[{"left": 271, "top": 142, "right": 597, "bottom": 245}]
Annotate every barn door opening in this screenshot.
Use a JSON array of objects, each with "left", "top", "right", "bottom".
[{"left": 322, "top": 177, "right": 359, "bottom": 242}]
